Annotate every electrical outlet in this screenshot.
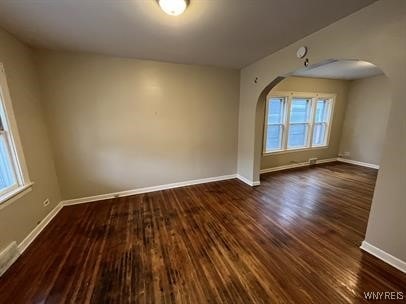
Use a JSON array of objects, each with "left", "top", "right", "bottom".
[
  {"left": 309, "top": 158, "right": 318, "bottom": 165},
  {"left": 43, "top": 199, "right": 49, "bottom": 207}
]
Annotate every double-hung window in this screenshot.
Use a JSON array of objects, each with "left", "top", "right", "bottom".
[
  {"left": 263, "top": 91, "right": 334, "bottom": 154},
  {"left": 264, "top": 97, "right": 286, "bottom": 152},
  {"left": 288, "top": 98, "right": 312, "bottom": 149},
  {"left": 0, "top": 63, "right": 31, "bottom": 206},
  {"left": 312, "top": 99, "right": 331, "bottom": 146}
]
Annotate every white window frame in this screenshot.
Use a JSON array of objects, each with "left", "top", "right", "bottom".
[
  {"left": 263, "top": 91, "right": 335, "bottom": 155},
  {"left": 0, "top": 63, "right": 32, "bottom": 208},
  {"left": 263, "top": 96, "right": 287, "bottom": 153}
]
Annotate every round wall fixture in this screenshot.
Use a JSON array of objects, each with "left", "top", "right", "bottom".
[
  {"left": 158, "top": 0, "right": 189, "bottom": 16},
  {"left": 296, "top": 46, "right": 308, "bottom": 59}
]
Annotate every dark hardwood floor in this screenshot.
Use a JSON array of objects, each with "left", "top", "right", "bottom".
[{"left": 0, "top": 162, "right": 405, "bottom": 303}]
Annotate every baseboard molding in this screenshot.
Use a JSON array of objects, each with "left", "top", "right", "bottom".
[
  {"left": 17, "top": 202, "right": 63, "bottom": 254},
  {"left": 62, "top": 174, "right": 238, "bottom": 206},
  {"left": 360, "top": 241, "right": 406, "bottom": 273},
  {"left": 316, "top": 158, "right": 339, "bottom": 164},
  {"left": 3, "top": 173, "right": 402, "bottom": 280},
  {"left": 0, "top": 242, "right": 19, "bottom": 276},
  {"left": 0, "top": 202, "right": 63, "bottom": 276},
  {"left": 237, "top": 174, "right": 260, "bottom": 186},
  {"left": 3, "top": 173, "right": 241, "bottom": 276},
  {"left": 337, "top": 158, "right": 379, "bottom": 169},
  {"left": 260, "top": 158, "right": 337, "bottom": 174}
]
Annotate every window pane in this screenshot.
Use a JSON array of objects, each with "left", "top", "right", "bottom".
[
  {"left": 315, "top": 99, "right": 330, "bottom": 123},
  {"left": 288, "top": 124, "right": 308, "bottom": 148},
  {"left": 266, "top": 125, "right": 282, "bottom": 151},
  {"left": 290, "top": 98, "right": 311, "bottom": 123},
  {"left": 0, "top": 134, "right": 16, "bottom": 191},
  {"left": 312, "top": 123, "right": 327, "bottom": 146},
  {"left": 268, "top": 98, "right": 284, "bottom": 124}
]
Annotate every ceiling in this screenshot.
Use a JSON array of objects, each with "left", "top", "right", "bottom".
[
  {"left": 293, "top": 60, "right": 383, "bottom": 80},
  {"left": 0, "top": 0, "right": 377, "bottom": 68}
]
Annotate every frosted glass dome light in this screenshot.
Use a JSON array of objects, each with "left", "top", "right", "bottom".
[{"left": 158, "top": 0, "right": 189, "bottom": 16}]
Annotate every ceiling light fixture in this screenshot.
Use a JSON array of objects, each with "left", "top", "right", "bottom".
[{"left": 157, "top": 0, "right": 189, "bottom": 16}]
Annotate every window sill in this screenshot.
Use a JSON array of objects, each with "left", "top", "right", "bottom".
[
  {"left": 263, "top": 145, "right": 329, "bottom": 156},
  {"left": 0, "top": 182, "right": 34, "bottom": 210}
]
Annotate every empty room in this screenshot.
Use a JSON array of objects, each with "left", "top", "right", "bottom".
[{"left": 0, "top": 0, "right": 405, "bottom": 303}]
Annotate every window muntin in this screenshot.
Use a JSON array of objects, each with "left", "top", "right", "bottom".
[
  {"left": 0, "top": 64, "right": 31, "bottom": 204},
  {"left": 288, "top": 98, "right": 311, "bottom": 149},
  {"left": 264, "top": 98, "right": 285, "bottom": 152},
  {"left": 0, "top": 96, "right": 20, "bottom": 196},
  {"left": 263, "top": 92, "right": 334, "bottom": 154},
  {"left": 312, "top": 99, "right": 331, "bottom": 146},
  {"left": 0, "top": 134, "right": 18, "bottom": 195}
]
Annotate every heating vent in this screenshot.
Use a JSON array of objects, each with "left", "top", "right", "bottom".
[{"left": 309, "top": 158, "right": 318, "bottom": 166}]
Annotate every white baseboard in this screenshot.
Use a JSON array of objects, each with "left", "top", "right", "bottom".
[
  {"left": 62, "top": 174, "right": 238, "bottom": 206},
  {"left": 316, "top": 158, "right": 339, "bottom": 164},
  {"left": 0, "top": 242, "right": 19, "bottom": 276},
  {"left": 2, "top": 173, "right": 241, "bottom": 276},
  {"left": 17, "top": 202, "right": 63, "bottom": 254},
  {"left": 237, "top": 174, "right": 260, "bottom": 186},
  {"left": 0, "top": 202, "right": 63, "bottom": 276},
  {"left": 260, "top": 158, "right": 337, "bottom": 174},
  {"left": 360, "top": 241, "right": 406, "bottom": 273},
  {"left": 337, "top": 158, "right": 379, "bottom": 169}
]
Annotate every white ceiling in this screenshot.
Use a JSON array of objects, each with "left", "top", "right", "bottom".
[
  {"left": 293, "top": 60, "right": 383, "bottom": 80},
  {"left": 0, "top": 0, "right": 376, "bottom": 68}
]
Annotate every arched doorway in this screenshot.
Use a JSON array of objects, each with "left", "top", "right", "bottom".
[
  {"left": 236, "top": 1, "right": 405, "bottom": 276},
  {"left": 255, "top": 59, "right": 389, "bottom": 181},
  {"left": 253, "top": 59, "right": 390, "bottom": 244}
]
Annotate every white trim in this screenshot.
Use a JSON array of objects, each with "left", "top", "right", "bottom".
[
  {"left": 260, "top": 158, "right": 337, "bottom": 174},
  {"left": 0, "top": 182, "right": 33, "bottom": 210},
  {"left": 263, "top": 91, "right": 336, "bottom": 155},
  {"left": 2, "top": 173, "right": 243, "bottom": 275},
  {"left": 63, "top": 174, "right": 238, "bottom": 206},
  {"left": 263, "top": 144, "right": 329, "bottom": 156},
  {"left": 261, "top": 162, "right": 308, "bottom": 174},
  {"left": 0, "top": 201, "right": 63, "bottom": 276},
  {"left": 360, "top": 241, "right": 406, "bottom": 273},
  {"left": 17, "top": 202, "right": 63, "bottom": 254},
  {"left": 315, "top": 158, "right": 338, "bottom": 164},
  {"left": 0, "top": 241, "right": 19, "bottom": 276},
  {"left": 0, "top": 64, "right": 31, "bottom": 185},
  {"left": 236, "top": 174, "right": 260, "bottom": 186},
  {"left": 337, "top": 158, "right": 379, "bottom": 169}
]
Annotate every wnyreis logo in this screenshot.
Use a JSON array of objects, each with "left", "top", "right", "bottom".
[{"left": 363, "top": 291, "right": 404, "bottom": 301}]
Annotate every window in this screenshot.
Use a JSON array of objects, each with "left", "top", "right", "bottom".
[
  {"left": 288, "top": 98, "right": 311, "bottom": 149},
  {"left": 264, "top": 97, "right": 285, "bottom": 152},
  {"left": 0, "top": 64, "right": 31, "bottom": 205},
  {"left": 312, "top": 99, "right": 330, "bottom": 146},
  {"left": 263, "top": 91, "right": 334, "bottom": 154}
]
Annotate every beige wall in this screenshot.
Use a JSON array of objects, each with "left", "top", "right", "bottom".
[
  {"left": 0, "top": 0, "right": 404, "bottom": 271},
  {"left": 260, "top": 76, "right": 349, "bottom": 169},
  {"left": 339, "top": 75, "right": 390, "bottom": 165},
  {"left": 238, "top": 0, "right": 406, "bottom": 261},
  {"left": 35, "top": 50, "right": 240, "bottom": 200},
  {"left": 0, "top": 29, "right": 60, "bottom": 250}
]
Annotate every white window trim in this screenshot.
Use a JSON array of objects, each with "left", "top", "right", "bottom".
[
  {"left": 263, "top": 91, "right": 335, "bottom": 155},
  {"left": 0, "top": 63, "right": 32, "bottom": 205}
]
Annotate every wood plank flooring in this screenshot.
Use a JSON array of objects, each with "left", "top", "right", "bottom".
[{"left": 0, "top": 162, "right": 405, "bottom": 303}]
